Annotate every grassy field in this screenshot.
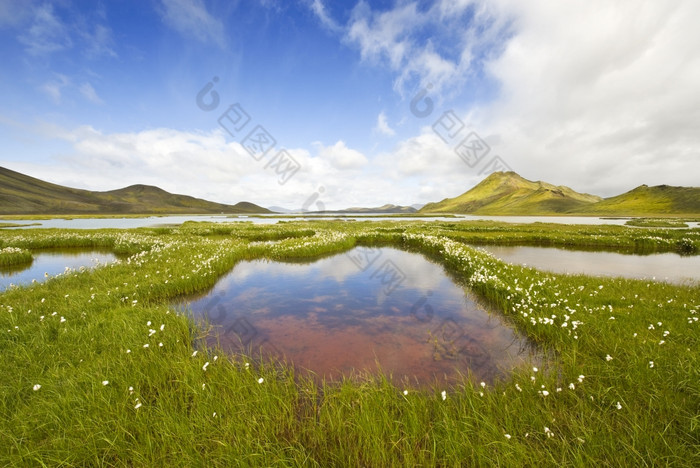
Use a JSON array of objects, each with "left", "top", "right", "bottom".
[
  {"left": 1, "top": 221, "right": 698, "bottom": 466},
  {"left": 625, "top": 218, "right": 691, "bottom": 228}
]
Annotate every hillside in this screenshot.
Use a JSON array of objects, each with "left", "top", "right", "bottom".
[
  {"left": 0, "top": 166, "right": 271, "bottom": 215},
  {"left": 330, "top": 204, "right": 418, "bottom": 214},
  {"left": 421, "top": 172, "right": 602, "bottom": 215},
  {"left": 576, "top": 184, "right": 700, "bottom": 216}
]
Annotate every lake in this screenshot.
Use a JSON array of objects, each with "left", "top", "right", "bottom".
[
  {"left": 0, "top": 214, "right": 672, "bottom": 229},
  {"left": 0, "top": 250, "right": 118, "bottom": 291},
  {"left": 176, "top": 247, "right": 541, "bottom": 386},
  {"left": 475, "top": 245, "right": 700, "bottom": 285}
]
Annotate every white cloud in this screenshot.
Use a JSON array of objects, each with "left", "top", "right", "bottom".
[
  {"left": 79, "top": 83, "right": 104, "bottom": 105},
  {"left": 469, "top": 0, "right": 700, "bottom": 195},
  {"left": 159, "top": 0, "right": 225, "bottom": 47},
  {"left": 315, "top": 140, "right": 368, "bottom": 170},
  {"left": 375, "top": 112, "right": 395, "bottom": 136},
  {"left": 340, "top": 1, "right": 510, "bottom": 97},
  {"left": 308, "top": 0, "right": 340, "bottom": 32},
  {"left": 18, "top": 3, "right": 71, "bottom": 55},
  {"left": 346, "top": 2, "right": 418, "bottom": 69}
]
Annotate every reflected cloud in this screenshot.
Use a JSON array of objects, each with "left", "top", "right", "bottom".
[{"left": 180, "top": 247, "right": 541, "bottom": 386}]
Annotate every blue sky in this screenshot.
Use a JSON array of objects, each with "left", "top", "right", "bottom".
[{"left": 1, "top": 0, "right": 699, "bottom": 210}]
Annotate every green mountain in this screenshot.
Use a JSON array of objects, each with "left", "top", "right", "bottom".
[
  {"left": 325, "top": 204, "right": 418, "bottom": 214},
  {"left": 576, "top": 184, "right": 700, "bottom": 216},
  {"left": 0, "top": 166, "right": 271, "bottom": 215},
  {"left": 421, "top": 172, "right": 602, "bottom": 215}
]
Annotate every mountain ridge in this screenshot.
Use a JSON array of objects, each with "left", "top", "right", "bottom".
[
  {"left": 420, "top": 172, "right": 602, "bottom": 215},
  {"left": 420, "top": 172, "right": 700, "bottom": 216},
  {"left": 0, "top": 166, "right": 271, "bottom": 215}
]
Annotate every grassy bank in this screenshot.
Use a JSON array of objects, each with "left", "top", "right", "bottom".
[
  {"left": 0, "top": 247, "right": 33, "bottom": 267},
  {"left": 1, "top": 221, "right": 698, "bottom": 466},
  {"left": 625, "top": 218, "right": 691, "bottom": 228}
]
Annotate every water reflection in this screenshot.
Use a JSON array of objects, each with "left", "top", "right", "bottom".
[
  {"left": 178, "top": 247, "right": 540, "bottom": 386},
  {"left": 475, "top": 245, "right": 700, "bottom": 285},
  {"left": 0, "top": 250, "right": 117, "bottom": 291}
]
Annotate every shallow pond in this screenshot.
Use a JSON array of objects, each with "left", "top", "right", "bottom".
[
  {"left": 0, "top": 250, "right": 117, "bottom": 291},
  {"left": 177, "top": 247, "right": 540, "bottom": 386},
  {"left": 475, "top": 245, "right": 700, "bottom": 285}
]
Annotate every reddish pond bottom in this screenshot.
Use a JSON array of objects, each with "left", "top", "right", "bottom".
[{"left": 180, "top": 247, "right": 541, "bottom": 386}]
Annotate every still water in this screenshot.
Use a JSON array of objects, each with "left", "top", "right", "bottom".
[
  {"left": 475, "top": 245, "right": 700, "bottom": 285},
  {"left": 177, "top": 247, "right": 540, "bottom": 386},
  {"left": 0, "top": 250, "right": 117, "bottom": 291},
  {"left": 1, "top": 214, "right": 645, "bottom": 229}
]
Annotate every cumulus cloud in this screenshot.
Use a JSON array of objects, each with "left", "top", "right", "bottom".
[
  {"left": 470, "top": 0, "right": 700, "bottom": 195},
  {"left": 12, "top": 124, "right": 403, "bottom": 210},
  {"left": 314, "top": 140, "right": 368, "bottom": 169},
  {"left": 310, "top": 0, "right": 700, "bottom": 197}
]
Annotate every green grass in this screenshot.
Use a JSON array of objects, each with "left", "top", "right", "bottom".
[
  {"left": 0, "top": 247, "right": 33, "bottom": 267},
  {"left": 626, "top": 218, "right": 690, "bottom": 228},
  {"left": 1, "top": 221, "right": 699, "bottom": 466}
]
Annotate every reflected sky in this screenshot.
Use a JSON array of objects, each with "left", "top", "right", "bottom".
[
  {"left": 0, "top": 250, "right": 117, "bottom": 291},
  {"left": 477, "top": 245, "right": 700, "bottom": 285},
  {"left": 178, "top": 247, "right": 539, "bottom": 386}
]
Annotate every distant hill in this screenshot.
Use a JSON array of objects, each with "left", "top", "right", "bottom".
[
  {"left": 267, "top": 206, "right": 292, "bottom": 214},
  {"left": 333, "top": 204, "right": 418, "bottom": 214},
  {"left": 272, "top": 204, "right": 418, "bottom": 214},
  {"left": 421, "top": 172, "right": 602, "bottom": 215},
  {"left": 0, "top": 166, "right": 271, "bottom": 215},
  {"left": 576, "top": 184, "right": 700, "bottom": 216}
]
